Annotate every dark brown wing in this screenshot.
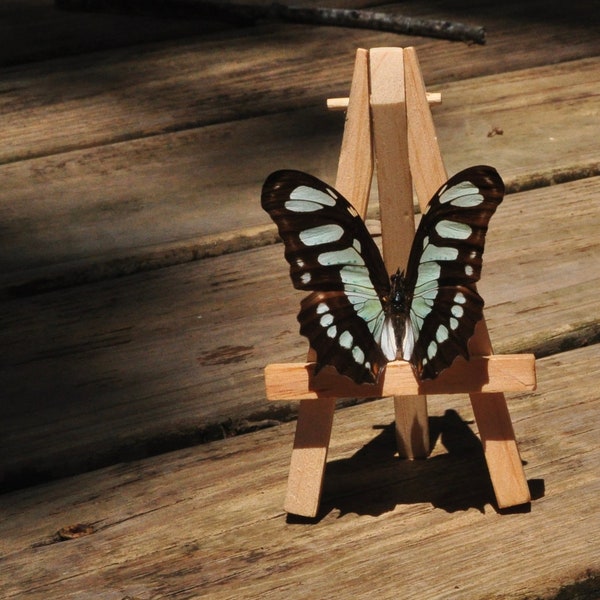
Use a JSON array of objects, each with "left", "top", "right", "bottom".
[
  {"left": 403, "top": 165, "right": 504, "bottom": 379},
  {"left": 261, "top": 170, "right": 392, "bottom": 383}
]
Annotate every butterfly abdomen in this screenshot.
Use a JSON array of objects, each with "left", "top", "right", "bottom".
[{"left": 385, "top": 269, "right": 411, "bottom": 360}]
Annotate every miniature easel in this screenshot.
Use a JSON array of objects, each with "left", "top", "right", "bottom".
[{"left": 265, "top": 47, "right": 537, "bottom": 517}]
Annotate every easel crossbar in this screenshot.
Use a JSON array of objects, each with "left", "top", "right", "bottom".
[{"left": 265, "top": 354, "right": 536, "bottom": 400}]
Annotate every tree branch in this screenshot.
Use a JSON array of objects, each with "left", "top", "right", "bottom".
[{"left": 55, "top": 0, "right": 486, "bottom": 45}]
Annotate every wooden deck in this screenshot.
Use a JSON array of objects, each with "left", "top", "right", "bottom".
[{"left": 1, "top": 1, "right": 599, "bottom": 598}]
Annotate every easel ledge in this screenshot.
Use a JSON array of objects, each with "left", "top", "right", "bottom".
[{"left": 265, "top": 354, "right": 536, "bottom": 400}]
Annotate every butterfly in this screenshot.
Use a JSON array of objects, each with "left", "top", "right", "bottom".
[{"left": 261, "top": 165, "right": 504, "bottom": 384}]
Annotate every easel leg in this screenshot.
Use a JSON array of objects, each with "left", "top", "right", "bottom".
[
  {"left": 394, "top": 396, "right": 430, "bottom": 458},
  {"left": 283, "top": 398, "right": 336, "bottom": 517},
  {"left": 468, "top": 319, "right": 530, "bottom": 507},
  {"left": 283, "top": 49, "right": 372, "bottom": 517},
  {"left": 370, "top": 47, "right": 430, "bottom": 458},
  {"left": 469, "top": 391, "right": 531, "bottom": 507}
]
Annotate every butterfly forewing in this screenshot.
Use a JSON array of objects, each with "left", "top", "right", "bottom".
[
  {"left": 404, "top": 165, "right": 504, "bottom": 379},
  {"left": 261, "top": 170, "right": 391, "bottom": 383}
]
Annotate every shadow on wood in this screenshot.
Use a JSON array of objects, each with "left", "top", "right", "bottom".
[{"left": 288, "top": 410, "right": 545, "bottom": 522}]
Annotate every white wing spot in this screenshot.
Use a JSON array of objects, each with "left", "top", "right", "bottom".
[
  {"left": 320, "top": 313, "right": 334, "bottom": 328},
  {"left": 319, "top": 247, "right": 364, "bottom": 266},
  {"left": 346, "top": 204, "right": 358, "bottom": 218},
  {"left": 300, "top": 223, "right": 344, "bottom": 246},
  {"left": 465, "top": 264, "right": 474, "bottom": 276},
  {"left": 451, "top": 304, "right": 464, "bottom": 318},
  {"left": 339, "top": 265, "right": 373, "bottom": 291},
  {"left": 421, "top": 242, "right": 459, "bottom": 262},
  {"left": 296, "top": 258, "right": 305, "bottom": 268},
  {"left": 327, "top": 325, "right": 337, "bottom": 338},
  {"left": 451, "top": 192, "right": 484, "bottom": 208},
  {"left": 301, "top": 272, "right": 311, "bottom": 284},
  {"left": 352, "top": 346, "right": 365, "bottom": 365},
  {"left": 435, "top": 220, "right": 472, "bottom": 240},
  {"left": 455, "top": 292, "right": 467, "bottom": 304},
  {"left": 450, "top": 304, "right": 465, "bottom": 319},
  {"left": 450, "top": 317, "right": 459, "bottom": 330},
  {"left": 427, "top": 341, "right": 438, "bottom": 360},
  {"left": 316, "top": 303, "right": 329, "bottom": 314},
  {"left": 439, "top": 181, "right": 482, "bottom": 206},
  {"left": 436, "top": 324, "right": 449, "bottom": 343},
  {"left": 290, "top": 185, "right": 336, "bottom": 206},
  {"left": 415, "top": 262, "right": 441, "bottom": 293},
  {"left": 285, "top": 200, "right": 323, "bottom": 213},
  {"left": 339, "top": 330, "right": 353, "bottom": 349}
]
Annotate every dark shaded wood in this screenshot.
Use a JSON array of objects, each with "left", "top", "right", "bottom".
[
  {"left": 0, "top": 58, "right": 598, "bottom": 292},
  {"left": 0, "top": 0, "right": 231, "bottom": 67},
  {"left": 1, "top": 178, "right": 598, "bottom": 490},
  {"left": 0, "top": 3, "right": 598, "bottom": 165}
]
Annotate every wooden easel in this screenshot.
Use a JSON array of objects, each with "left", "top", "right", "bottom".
[{"left": 265, "top": 47, "right": 537, "bottom": 518}]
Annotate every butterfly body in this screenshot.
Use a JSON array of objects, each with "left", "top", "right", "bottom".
[
  {"left": 387, "top": 268, "right": 410, "bottom": 354},
  {"left": 262, "top": 166, "right": 504, "bottom": 384}
]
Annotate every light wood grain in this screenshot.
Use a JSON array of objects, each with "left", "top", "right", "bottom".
[
  {"left": 370, "top": 47, "right": 414, "bottom": 271},
  {"left": 0, "top": 346, "right": 597, "bottom": 599},
  {"left": 405, "top": 46, "right": 448, "bottom": 206},
  {"left": 334, "top": 48, "right": 373, "bottom": 213},
  {"left": 284, "top": 397, "right": 336, "bottom": 516}
]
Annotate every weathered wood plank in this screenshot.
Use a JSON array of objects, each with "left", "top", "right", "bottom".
[
  {"left": 2, "top": 0, "right": 596, "bottom": 70},
  {"left": 1, "top": 177, "right": 598, "bottom": 488},
  {"left": 1, "top": 57, "right": 598, "bottom": 288},
  {"left": 0, "top": 1, "right": 598, "bottom": 166},
  {"left": 0, "top": 345, "right": 597, "bottom": 599}
]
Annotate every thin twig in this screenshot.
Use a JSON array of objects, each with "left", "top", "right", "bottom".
[
  {"left": 271, "top": 4, "right": 486, "bottom": 44},
  {"left": 55, "top": 0, "right": 486, "bottom": 45}
]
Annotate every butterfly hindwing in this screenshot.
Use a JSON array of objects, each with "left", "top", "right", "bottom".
[
  {"left": 298, "top": 291, "right": 389, "bottom": 384},
  {"left": 403, "top": 165, "right": 504, "bottom": 379},
  {"left": 261, "top": 170, "right": 391, "bottom": 383}
]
